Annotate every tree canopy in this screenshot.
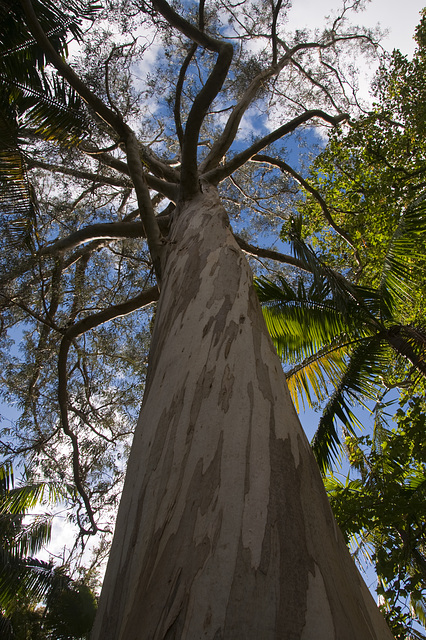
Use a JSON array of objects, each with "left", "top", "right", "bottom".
[{"left": 0, "top": 0, "right": 422, "bottom": 636}]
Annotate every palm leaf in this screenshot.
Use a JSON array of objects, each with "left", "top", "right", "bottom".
[
  {"left": 0, "top": 463, "right": 74, "bottom": 615},
  {"left": 379, "top": 192, "right": 426, "bottom": 315},
  {"left": 286, "top": 342, "right": 353, "bottom": 412},
  {"left": 312, "top": 335, "right": 390, "bottom": 471},
  {"left": 0, "top": 0, "right": 97, "bottom": 249},
  {"left": 0, "top": 551, "right": 61, "bottom": 615}
]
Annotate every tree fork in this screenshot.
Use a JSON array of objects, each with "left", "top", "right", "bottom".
[{"left": 91, "top": 186, "right": 393, "bottom": 639}]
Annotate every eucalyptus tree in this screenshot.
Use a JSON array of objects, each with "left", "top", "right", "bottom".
[{"left": 0, "top": 0, "right": 396, "bottom": 637}]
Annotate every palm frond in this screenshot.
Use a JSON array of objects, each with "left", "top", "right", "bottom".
[
  {"left": 255, "top": 275, "right": 374, "bottom": 357},
  {"left": 380, "top": 192, "right": 426, "bottom": 315},
  {"left": 285, "top": 215, "right": 364, "bottom": 312},
  {"left": 312, "top": 335, "right": 389, "bottom": 472},
  {"left": 0, "top": 552, "right": 58, "bottom": 615},
  {"left": 286, "top": 342, "right": 352, "bottom": 412}
]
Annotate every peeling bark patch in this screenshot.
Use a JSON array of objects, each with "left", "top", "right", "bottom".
[
  {"left": 219, "top": 364, "right": 234, "bottom": 412},
  {"left": 122, "top": 434, "right": 224, "bottom": 639},
  {"left": 190, "top": 365, "right": 216, "bottom": 427},
  {"left": 268, "top": 432, "right": 312, "bottom": 638},
  {"left": 244, "top": 381, "right": 254, "bottom": 496}
]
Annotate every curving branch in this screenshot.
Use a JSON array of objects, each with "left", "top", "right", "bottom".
[
  {"left": 199, "top": 62, "right": 287, "bottom": 174},
  {"left": 174, "top": 42, "right": 197, "bottom": 148},
  {"left": 19, "top": 0, "right": 126, "bottom": 136},
  {"left": 39, "top": 221, "right": 167, "bottom": 256},
  {"left": 203, "top": 109, "right": 348, "bottom": 184},
  {"left": 27, "top": 158, "right": 133, "bottom": 188},
  {"left": 174, "top": 1, "right": 205, "bottom": 148},
  {"left": 57, "top": 286, "right": 159, "bottom": 534},
  {"left": 234, "top": 235, "right": 311, "bottom": 272},
  {"left": 123, "top": 129, "right": 164, "bottom": 281},
  {"left": 79, "top": 143, "right": 179, "bottom": 202},
  {"left": 152, "top": 0, "right": 234, "bottom": 199},
  {"left": 20, "top": 0, "right": 167, "bottom": 281},
  {"left": 251, "top": 154, "right": 362, "bottom": 268},
  {"left": 271, "top": 0, "right": 283, "bottom": 65}
]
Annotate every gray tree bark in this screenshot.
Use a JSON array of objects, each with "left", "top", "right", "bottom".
[{"left": 91, "top": 186, "right": 393, "bottom": 639}]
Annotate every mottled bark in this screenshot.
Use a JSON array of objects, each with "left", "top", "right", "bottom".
[{"left": 91, "top": 187, "right": 393, "bottom": 639}]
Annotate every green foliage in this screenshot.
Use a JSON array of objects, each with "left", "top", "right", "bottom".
[
  {"left": 256, "top": 194, "right": 426, "bottom": 471},
  {"left": 325, "top": 392, "right": 426, "bottom": 638},
  {"left": 0, "top": 463, "right": 97, "bottom": 639},
  {"left": 255, "top": 13, "right": 426, "bottom": 634}
]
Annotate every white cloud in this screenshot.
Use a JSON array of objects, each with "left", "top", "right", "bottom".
[{"left": 287, "top": 0, "right": 423, "bottom": 57}]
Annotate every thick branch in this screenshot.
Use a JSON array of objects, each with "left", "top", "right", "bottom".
[
  {"left": 19, "top": 0, "right": 127, "bottom": 136},
  {"left": 199, "top": 62, "right": 285, "bottom": 174},
  {"left": 152, "top": 0, "right": 224, "bottom": 51},
  {"left": 80, "top": 144, "right": 179, "bottom": 201},
  {"left": 152, "top": 0, "right": 233, "bottom": 199},
  {"left": 174, "top": 42, "right": 197, "bottom": 148},
  {"left": 203, "top": 110, "right": 348, "bottom": 184},
  {"left": 174, "top": 1, "right": 204, "bottom": 147},
  {"left": 124, "top": 129, "right": 164, "bottom": 281},
  {"left": 41, "top": 222, "right": 146, "bottom": 255},
  {"left": 20, "top": 0, "right": 168, "bottom": 280},
  {"left": 271, "top": 0, "right": 283, "bottom": 64},
  {"left": 200, "top": 33, "right": 364, "bottom": 175},
  {"left": 64, "top": 286, "right": 159, "bottom": 341}
]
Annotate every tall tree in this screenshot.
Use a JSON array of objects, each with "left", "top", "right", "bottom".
[{"left": 0, "top": 0, "right": 395, "bottom": 636}]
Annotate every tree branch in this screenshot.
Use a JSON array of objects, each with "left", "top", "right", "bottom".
[
  {"left": 19, "top": 0, "right": 127, "bottom": 136},
  {"left": 152, "top": 0, "right": 233, "bottom": 199},
  {"left": 234, "top": 235, "right": 310, "bottom": 272},
  {"left": 79, "top": 143, "right": 179, "bottom": 201},
  {"left": 57, "top": 286, "right": 159, "bottom": 534},
  {"left": 124, "top": 129, "right": 164, "bottom": 281},
  {"left": 40, "top": 222, "right": 145, "bottom": 256},
  {"left": 203, "top": 110, "right": 348, "bottom": 184},
  {"left": 174, "top": 42, "right": 197, "bottom": 148},
  {"left": 20, "top": 0, "right": 172, "bottom": 280},
  {"left": 251, "top": 154, "right": 362, "bottom": 267},
  {"left": 28, "top": 158, "right": 133, "bottom": 188}
]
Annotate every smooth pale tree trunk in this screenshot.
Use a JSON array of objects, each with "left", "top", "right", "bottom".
[{"left": 91, "top": 186, "right": 393, "bottom": 639}]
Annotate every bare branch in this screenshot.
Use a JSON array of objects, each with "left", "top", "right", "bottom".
[
  {"left": 28, "top": 158, "right": 133, "bottom": 188},
  {"left": 19, "top": 0, "right": 127, "bottom": 136},
  {"left": 57, "top": 285, "right": 159, "bottom": 534},
  {"left": 80, "top": 143, "right": 179, "bottom": 201},
  {"left": 251, "top": 154, "right": 362, "bottom": 267},
  {"left": 271, "top": 0, "right": 283, "bottom": 64},
  {"left": 64, "top": 286, "right": 159, "bottom": 341},
  {"left": 174, "top": 42, "right": 197, "bottom": 148},
  {"left": 203, "top": 109, "right": 348, "bottom": 184},
  {"left": 124, "top": 129, "right": 164, "bottom": 281},
  {"left": 152, "top": 0, "right": 234, "bottom": 199},
  {"left": 234, "top": 235, "right": 310, "bottom": 272},
  {"left": 39, "top": 220, "right": 171, "bottom": 256}
]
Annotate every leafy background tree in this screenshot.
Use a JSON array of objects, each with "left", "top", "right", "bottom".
[{"left": 0, "top": 463, "right": 97, "bottom": 638}]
